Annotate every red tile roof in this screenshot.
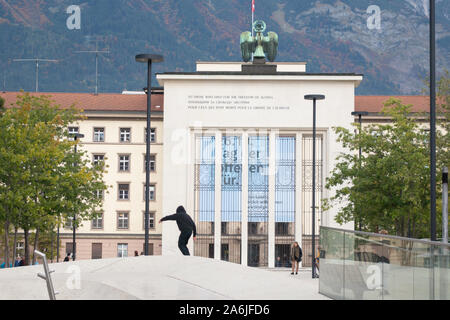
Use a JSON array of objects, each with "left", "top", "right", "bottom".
[
  {"left": 0, "top": 92, "right": 439, "bottom": 114},
  {"left": 355, "top": 96, "right": 431, "bottom": 113},
  {"left": 0, "top": 92, "right": 164, "bottom": 112}
]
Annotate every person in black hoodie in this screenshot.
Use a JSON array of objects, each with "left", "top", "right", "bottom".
[{"left": 159, "top": 206, "right": 197, "bottom": 256}]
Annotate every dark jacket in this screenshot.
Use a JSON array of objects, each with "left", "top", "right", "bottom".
[
  {"left": 161, "top": 206, "right": 197, "bottom": 237},
  {"left": 290, "top": 245, "right": 302, "bottom": 262}
]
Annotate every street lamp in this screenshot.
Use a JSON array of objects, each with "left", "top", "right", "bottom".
[
  {"left": 351, "top": 111, "right": 369, "bottom": 231},
  {"left": 429, "top": 0, "right": 437, "bottom": 241},
  {"left": 304, "top": 94, "right": 325, "bottom": 279},
  {"left": 71, "top": 133, "right": 84, "bottom": 261},
  {"left": 135, "top": 54, "right": 163, "bottom": 256}
]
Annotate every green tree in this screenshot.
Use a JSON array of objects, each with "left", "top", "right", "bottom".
[
  {"left": 323, "top": 98, "right": 431, "bottom": 238},
  {"left": 0, "top": 96, "right": 4, "bottom": 114},
  {"left": 436, "top": 70, "right": 449, "bottom": 172},
  {"left": 0, "top": 93, "right": 107, "bottom": 265}
]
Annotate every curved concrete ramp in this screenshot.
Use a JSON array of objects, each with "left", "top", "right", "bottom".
[{"left": 0, "top": 256, "right": 327, "bottom": 300}]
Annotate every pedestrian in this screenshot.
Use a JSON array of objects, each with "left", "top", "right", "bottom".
[
  {"left": 275, "top": 256, "right": 282, "bottom": 267},
  {"left": 290, "top": 241, "right": 302, "bottom": 275},
  {"left": 159, "top": 205, "right": 197, "bottom": 256},
  {"left": 134, "top": 250, "right": 139, "bottom": 257},
  {"left": 14, "top": 256, "right": 21, "bottom": 267},
  {"left": 19, "top": 257, "right": 25, "bottom": 266},
  {"left": 63, "top": 253, "right": 71, "bottom": 262}
]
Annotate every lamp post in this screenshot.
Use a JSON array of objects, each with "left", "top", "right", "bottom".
[
  {"left": 429, "top": 0, "right": 437, "bottom": 241},
  {"left": 304, "top": 94, "right": 325, "bottom": 279},
  {"left": 351, "top": 111, "right": 369, "bottom": 231},
  {"left": 71, "top": 133, "right": 84, "bottom": 261},
  {"left": 135, "top": 54, "right": 163, "bottom": 256}
]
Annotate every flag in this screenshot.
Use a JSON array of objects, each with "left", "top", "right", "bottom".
[{"left": 252, "top": 0, "right": 255, "bottom": 12}]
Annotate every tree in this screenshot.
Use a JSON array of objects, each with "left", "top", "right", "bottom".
[
  {"left": 323, "top": 98, "right": 431, "bottom": 238},
  {"left": 436, "top": 70, "right": 449, "bottom": 173},
  {"left": 0, "top": 96, "right": 4, "bottom": 114},
  {"left": 0, "top": 93, "right": 108, "bottom": 265}
]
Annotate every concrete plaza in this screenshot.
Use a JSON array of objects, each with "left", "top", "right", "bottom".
[{"left": 0, "top": 255, "right": 327, "bottom": 300}]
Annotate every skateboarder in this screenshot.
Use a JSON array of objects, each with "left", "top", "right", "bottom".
[{"left": 159, "top": 206, "right": 197, "bottom": 255}]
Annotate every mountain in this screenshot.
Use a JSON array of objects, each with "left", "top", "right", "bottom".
[{"left": 0, "top": 0, "right": 448, "bottom": 95}]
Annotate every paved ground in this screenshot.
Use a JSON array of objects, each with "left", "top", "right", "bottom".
[{"left": 0, "top": 255, "right": 327, "bottom": 300}]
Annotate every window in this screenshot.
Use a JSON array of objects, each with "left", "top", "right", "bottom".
[
  {"left": 92, "top": 213, "right": 103, "bottom": 229},
  {"left": 143, "top": 185, "right": 155, "bottom": 201},
  {"left": 93, "top": 128, "right": 105, "bottom": 142},
  {"left": 144, "top": 155, "right": 156, "bottom": 172},
  {"left": 118, "top": 184, "right": 130, "bottom": 200},
  {"left": 117, "top": 243, "right": 128, "bottom": 257},
  {"left": 145, "top": 128, "right": 156, "bottom": 143},
  {"left": 16, "top": 242, "right": 24, "bottom": 252},
  {"left": 120, "top": 128, "right": 131, "bottom": 143},
  {"left": 65, "top": 216, "right": 74, "bottom": 229},
  {"left": 275, "top": 222, "right": 289, "bottom": 236},
  {"left": 66, "top": 242, "right": 73, "bottom": 255},
  {"left": 117, "top": 212, "right": 129, "bottom": 229},
  {"left": 92, "top": 243, "right": 102, "bottom": 259},
  {"left": 119, "top": 155, "right": 130, "bottom": 172},
  {"left": 95, "top": 189, "right": 104, "bottom": 200},
  {"left": 142, "top": 243, "right": 154, "bottom": 255},
  {"left": 143, "top": 212, "right": 155, "bottom": 230},
  {"left": 68, "top": 127, "right": 79, "bottom": 141},
  {"left": 221, "top": 222, "right": 227, "bottom": 235},
  {"left": 93, "top": 154, "right": 104, "bottom": 166},
  {"left": 249, "top": 222, "right": 258, "bottom": 235}
]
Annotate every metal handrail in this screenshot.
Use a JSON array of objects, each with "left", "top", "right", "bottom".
[
  {"left": 34, "top": 250, "right": 57, "bottom": 300},
  {"left": 321, "top": 226, "right": 450, "bottom": 248}
]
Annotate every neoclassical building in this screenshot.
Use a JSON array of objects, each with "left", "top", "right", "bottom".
[
  {"left": 1, "top": 73, "right": 433, "bottom": 265},
  {"left": 157, "top": 61, "right": 362, "bottom": 268},
  {"left": 1, "top": 91, "right": 165, "bottom": 260}
]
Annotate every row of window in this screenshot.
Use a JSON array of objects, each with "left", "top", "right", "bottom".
[
  {"left": 95, "top": 183, "right": 156, "bottom": 201},
  {"left": 66, "top": 212, "right": 156, "bottom": 231},
  {"left": 66, "top": 243, "right": 155, "bottom": 259},
  {"left": 118, "top": 183, "right": 156, "bottom": 201},
  {"left": 93, "top": 154, "right": 156, "bottom": 172},
  {"left": 69, "top": 127, "right": 157, "bottom": 143}
]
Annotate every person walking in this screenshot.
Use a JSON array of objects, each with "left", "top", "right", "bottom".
[
  {"left": 290, "top": 241, "right": 302, "bottom": 275},
  {"left": 159, "top": 206, "right": 196, "bottom": 256}
]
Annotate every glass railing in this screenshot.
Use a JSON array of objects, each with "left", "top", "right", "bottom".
[{"left": 319, "top": 226, "right": 450, "bottom": 300}]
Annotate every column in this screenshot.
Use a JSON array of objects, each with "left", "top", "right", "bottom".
[
  {"left": 295, "top": 132, "right": 303, "bottom": 265},
  {"left": 214, "top": 131, "right": 222, "bottom": 260},
  {"left": 241, "top": 131, "right": 249, "bottom": 266},
  {"left": 187, "top": 129, "right": 196, "bottom": 255},
  {"left": 268, "top": 130, "right": 276, "bottom": 268}
]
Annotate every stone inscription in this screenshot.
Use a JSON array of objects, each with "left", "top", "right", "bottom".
[{"left": 187, "top": 95, "right": 290, "bottom": 111}]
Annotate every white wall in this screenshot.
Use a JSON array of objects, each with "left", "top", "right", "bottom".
[{"left": 159, "top": 74, "right": 361, "bottom": 255}]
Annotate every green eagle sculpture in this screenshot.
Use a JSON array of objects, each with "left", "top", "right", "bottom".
[{"left": 240, "top": 20, "right": 278, "bottom": 62}]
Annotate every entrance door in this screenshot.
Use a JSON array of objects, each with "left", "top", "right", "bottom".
[
  {"left": 92, "top": 243, "right": 102, "bottom": 259},
  {"left": 275, "top": 244, "right": 292, "bottom": 267},
  {"left": 248, "top": 243, "right": 260, "bottom": 267},
  {"left": 221, "top": 243, "right": 229, "bottom": 261}
]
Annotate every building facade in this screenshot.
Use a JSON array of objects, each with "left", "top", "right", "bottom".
[
  {"left": 1, "top": 91, "right": 164, "bottom": 260},
  {"left": 157, "top": 61, "right": 362, "bottom": 268},
  {"left": 1, "top": 77, "right": 435, "bottom": 266}
]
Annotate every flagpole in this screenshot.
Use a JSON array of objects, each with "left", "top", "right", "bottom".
[
  {"left": 251, "top": 0, "right": 255, "bottom": 61},
  {"left": 252, "top": 0, "right": 254, "bottom": 38}
]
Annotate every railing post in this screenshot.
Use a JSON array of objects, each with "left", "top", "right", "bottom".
[{"left": 34, "top": 250, "right": 57, "bottom": 300}]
